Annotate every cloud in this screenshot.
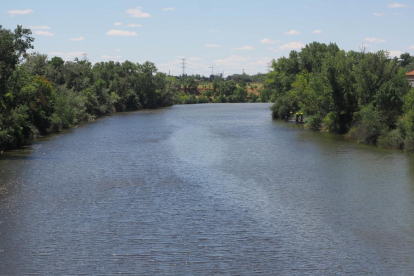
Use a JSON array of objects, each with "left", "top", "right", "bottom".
[
  {"left": 215, "top": 55, "right": 250, "bottom": 67},
  {"left": 394, "top": 12, "right": 404, "bottom": 15},
  {"left": 205, "top": 44, "right": 220, "bottom": 48},
  {"left": 233, "top": 46, "right": 254, "bottom": 51},
  {"left": 373, "top": 13, "right": 386, "bottom": 16},
  {"left": 69, "top": 36, "right": 84, "bottom": 41},
  {"left": 284, "top": 30, "right": 301, "bottom": 35},
  {"left": 107, "top": 30, "right": 137, "bottom": 37},
  {"left": 115, "top": 55, "right": 122, "bottom": 58},
  {"left": 48, "top": 51, "right": 85, "bottom": 60},
  {"left": 260, "top": 38, "right": 281, "bottom": 44},
  {"left": 29, "top": 25, "right": 50, "bottom": 30},
  {"left": 313, "top": 29, "right": 322, "bottom": 34},
  {"left": 364, "top": 37, "right": 386, "bottom": 43},
  {"left": 115, "top": 49, "right": 122, "bottom": 52},
  {"left": 388, "top": 3, "right": 407, "bottom": 8},
  {"left": 34, "top": 31, "right": 54, "bottom": 36},
  {"left": 162, "top": 7, "right": 175, "bottom": 11},
  {"left": 278, "top": 42, "right": 305, "bottom": 50},
  {"left": 388, "top": 50, "right": 402, "bottom": 57},
  {"left": 209, "top": 30, "right": 219, "bottom": 33},
  {"left": 102, "top": 55, "right": 111, "bottom": 59},
  {"left": 189, "top": 57, "right": 202, "bottom": 61},
  {"left": 115, "top": 22, "right": 122, "bottom": 26},
  {"left": 125, "top": 24, "right": 141, "bottom": 28},
  {"left": 126, "top": 7, "right": 151, "bottom": 18},
  {"left": 409, "top": 45, "right": 414, "bottom": 49},
  {"left": 6, "top": 8, "right": 33, "bottom": 16}
]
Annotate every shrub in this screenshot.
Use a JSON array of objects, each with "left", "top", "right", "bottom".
[
  {"left": 324, "top": 112, "right": 340, "bottom": 132},
  {"left": 377, "top": 129, "right": 404, "bottom": 149},
  {"left": 347, "top": 104, "right": 385, "bottom": 144},
  {"left": 197, "top": 95, "right": 209, "bottom": 103},
  {"left": 308, "top": 113, "right": 323, "bottom": 130}
]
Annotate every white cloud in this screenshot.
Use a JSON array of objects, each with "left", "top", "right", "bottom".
[
  {"left": 107, "top": 30, "right": 137, "bottom": 37},
  {"left": 162, "top": 7, "right": 175, "bottom": 11},
  {"left": 6, "top": 8, "right": 33, "bottom": 16},
  {"left": 189, "top": 57, "right": 202, "bottom": 61},
  {"left": 115, "top": 22, "right": 122, "bottom": 26},
  {"left": 115, "top": 55, "right": 122, "bottom": 58},
  {"left": 29, "top": 25, "right": 50, "bottom": 30},
  {"left": 388, "top": 3, "right": 407, "bottom": 8},
  {"left": 209, "top": 30, "right": 219, "bottom": 33},
  {"left": 233, "top": 46, "right": 254, "bottom": 51},
  {"left": 313, "top": 29, "right": 322, "bottom": 34},
  {"left": 34, "top": 31, "right": 54, "bottom": 36},
  {"left": 394, "top": 12, "right": 404, "bottom": 15},
  {"left": 278, "top": 42, "right": 305, "bottom": 50},
  {"left": 115, "top": 49, "right": 122, "bottom": 52},
  {"left": 102, "top": 55, "right": 111, "bottom": 59},
  {"left": 205, "top": 44, "right": 220, "bottom": 48},
  {"left": 260, "top": 38, "right": 281, "bottom": 44},
  {"left": 388, "top": 50, "right": 402, "bottom": 57},
  {"left": 49, "top": 52, "right": 65, "bottom": 56},
  {"left": 125, "top": 24, "right": 141, "bottom": 28},
  {"left": 69, "top": 36, "right": 84, "bottom": 41},
  {"left": 364, "top": 37, "right": 386, "bottom": 43},
  {"left": 373, "top": 13, "right": 386, "bottom": 16},
  {"left": 215, "top": 55, "right": 250, "bottom": 67},
  {"left": 126, "top": 7, "right": 151, "bottom": 18},
  {"left": 48, "top": 51, "right": 85, "bottom": 60},
  {"left": 409, "top": 45, "right": 414, "bottom": 49},
  {"left": 284, "top": 30, "right": 301, "bottom": 35}
]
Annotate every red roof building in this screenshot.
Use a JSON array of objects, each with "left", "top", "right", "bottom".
[{"left": 407, "top": 71, "right": 414, "bottom": 88}]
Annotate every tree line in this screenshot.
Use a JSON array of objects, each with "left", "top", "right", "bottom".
[
  {"left": 264, "top": 42, "right": 414, "bottom": 151},
  {"left": 0, "top": 25, "right": 176, "bottom": 150}
]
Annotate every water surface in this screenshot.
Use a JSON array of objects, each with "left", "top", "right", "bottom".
[{"left": 1, "top": 103, "right": 414, "bottom": 275}]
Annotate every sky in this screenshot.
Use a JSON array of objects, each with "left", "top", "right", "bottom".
[{"left": 1, "top": 0, "right": 413, "bottom": 76}]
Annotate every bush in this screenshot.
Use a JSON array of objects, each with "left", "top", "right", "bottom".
[
  {"left": 324, "top": 112, "right": 340, "bottom": 132},
  {"left": 197, "top": 95, "right": 209, "bottom": 104},
  {"left": 347, "top": 104, "right": 385, "bottom": 144},
  {"left": 308, "top": 113, "right": 323, "bottom": 130},
  {"left": 270, "top": 94, "right": 297, "bottom": 119},
  {"left": 377, "top": 129, "right": 404, "bottom": 149}
]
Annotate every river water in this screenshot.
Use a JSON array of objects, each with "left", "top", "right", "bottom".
[{"left": 1, "top": 103, "right": 414, "bottom": 275}]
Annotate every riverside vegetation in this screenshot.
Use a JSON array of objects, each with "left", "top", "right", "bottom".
[
  {"left": 2, "top": 25, "right": 414, "bottom": 152},
  {"left": 0, "top": 25, "right": 176, "bottom": 150},
  {"left": 265, "top": 42, "right": 414, "bottom": 152}
]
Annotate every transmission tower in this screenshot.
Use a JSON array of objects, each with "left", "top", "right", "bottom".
[
  {"left": 181, "top": 58, "right": 187, "bottom": 77},
  {"left": 209, "top": 66, "right": 214, "bottom": 76},
  {"left": 82, "top": 53, "right": 89, "bottom": 61},
  {"left": 267, "top": 62, "right": 272, "bottom": 72}
]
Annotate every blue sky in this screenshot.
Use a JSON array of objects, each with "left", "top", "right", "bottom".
[{"left": 2, "top": 0, "right": 413, "bottom": 76}]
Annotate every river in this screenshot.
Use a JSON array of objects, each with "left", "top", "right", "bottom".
[{"left": 1, "top": 103, "right": 414, "bottom": 275}]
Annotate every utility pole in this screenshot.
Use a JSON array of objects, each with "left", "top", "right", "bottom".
[
  {"left": 209, "top": 66, "right": 214, "bottom": 76},
  {"left": 267, "top": 62, "right": 272, "bottom": 72},
  {"left": 181, "top": 58, "right": 187, "bottom": 80},
  {"left": 82, "top": 53, "right": 89, "bottom": 61},
  {"left": 242, "top": 69, "right": 245, "bottom": 74}
]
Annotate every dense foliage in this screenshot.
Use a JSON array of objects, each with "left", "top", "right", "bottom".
[
  {"left": 0, "top": 25, "right": 177, "bottom": 150},
  {"left": 265, "top": 42, "right": 414, "bottom": 151}
]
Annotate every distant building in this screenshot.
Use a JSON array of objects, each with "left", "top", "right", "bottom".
[{"left": 407, "top": 71, "right": 414, "bottom": 88}]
